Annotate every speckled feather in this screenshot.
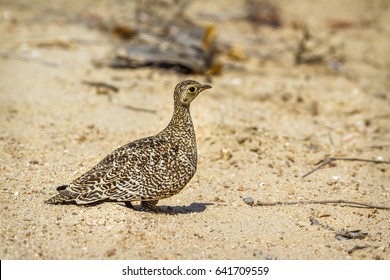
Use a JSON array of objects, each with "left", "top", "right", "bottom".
[{"left": 45, "top": 80, "right": 211, "bottom": 210}]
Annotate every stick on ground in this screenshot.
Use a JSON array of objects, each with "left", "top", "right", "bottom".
[
  {"left": 302, "top": 157, "right": 390, "bottom": 178},
  {"left": 254, "top": 199, "right": 390, "bottom": 210}
]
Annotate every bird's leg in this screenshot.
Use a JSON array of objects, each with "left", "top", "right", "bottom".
[
  {"left": 124, "top": 201, "right": 135, "bottom": 210},
  {"left": 140, "top": 200, "right": 159, "bottom": 211}
]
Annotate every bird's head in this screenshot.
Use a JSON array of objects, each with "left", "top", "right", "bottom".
[{"left": 174, "top": 80, "right": 212, "bottom": 106}]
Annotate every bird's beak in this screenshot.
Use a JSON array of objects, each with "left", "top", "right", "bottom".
[{"left": 199, "top": 84, "right": 212, "bottom": 92}]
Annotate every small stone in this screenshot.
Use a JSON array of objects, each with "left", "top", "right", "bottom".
[
  {"left": 332, "top": 176, "right": 340, "bottom": 181},
  {"left": 308, "top": 143, "right": 318, "bottom": 150},
  {"left": 106, "top": 248, "right": 116, "bottom": 257},
  {"left": 221, "top": 148, "right": 233, "bottom": 160},
  {"left": 265, "top": 255, "right": 276, "bottom": 260},
  {"left": 243, "top": 197, "right": 254, "bottom": 206},
  {"left": 236, "top": 136, "right": 248, "bottom": 144},
  {"left": 310, "top": 218, "right": 320, "bottom": 225},
  {"left": 253, "top": 249, "right": 262, "bottom": 257},
  {"left": 327, "top": 180, "right": 336, "bottom": 186}
]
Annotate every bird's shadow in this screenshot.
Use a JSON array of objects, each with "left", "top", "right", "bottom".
[{"left": 125, "top": 202, "right": 214, "bottom": 215}]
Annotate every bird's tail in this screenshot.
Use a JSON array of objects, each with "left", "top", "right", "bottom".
[
  {"left": 45, "top": 185, "right": 77, "bottom": 204},
  {"left": 45, "top": 194, "right": 72, "bottom": 204}
]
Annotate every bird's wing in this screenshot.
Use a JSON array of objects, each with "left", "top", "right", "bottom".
[{"left": 65, "top": 136, "right": 179, "bottom": 196}]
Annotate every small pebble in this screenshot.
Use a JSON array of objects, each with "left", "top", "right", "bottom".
[
  {"left": 106, "top": 248, "right": 116, "bottom": 257},
  {"left": 310, "top": 218, "right": 320, "bottom": 225},
  {"left": 236, "top": 136, "right": 248, "bottom": 144},
  {"left": 328, "top": 59, "right": 346, "bottom": 73},
  {"left": 243, "top": 197, "right": 254, "bottom": 206},
  {"left": 308, "top": 143, "right": 318, "bottom": 151},
  {"left": 221, "top": 148, "right": 233, "bottom": 160},
  {"left": 253, "top": 249, "right": 262, "bottom": 257}
]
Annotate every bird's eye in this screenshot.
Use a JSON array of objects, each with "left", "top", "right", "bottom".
[{"left": 188, "top": 86, "right": 197, "bottom": 93}]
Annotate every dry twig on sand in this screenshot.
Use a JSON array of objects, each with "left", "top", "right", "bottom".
[
  {"left": 253, "top": 199, "right": 390, "bottom": 210},
  {"left": 302, "top": 157, "right": 390, "bottom": 178}
]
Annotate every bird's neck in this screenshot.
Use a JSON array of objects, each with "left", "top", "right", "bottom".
[
  {"left": 169, "top": 104, "right": 193, "bottom": 130},
  {"left": 162, "top": 104, "right": 196, "bottom": 140},
  {"left": 161, "top": 104, "right": 198, "bottom": 164}
]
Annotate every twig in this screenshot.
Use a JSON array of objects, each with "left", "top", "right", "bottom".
[
  {"left": 347, "top": 245, "right": 369, "bottom": 254},
  {"left": 366, "top": 144, "right": 390, "bottom": 149},
  {"left": 302, "top": 157, "right": 390, "bottom": 178},
  {"left": 82, "top": 80, "right": 119, "bottom": 92},
  {"left": 120, "top": 104, "right": 156, "bottom": 114},
  {"left": 255, "top": 199, "right": 390, "bottom": 210}
]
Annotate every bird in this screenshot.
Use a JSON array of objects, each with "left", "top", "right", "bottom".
[{"left": 45, "top": 80, "right": 212, "bottom": 211}]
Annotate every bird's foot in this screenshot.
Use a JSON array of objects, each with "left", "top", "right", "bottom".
[
  {"left": 140, "top": 200, "right": 160, "bottom": 212},
  {"left": 124, "top": 201, "right": 135, "bottom": 210},
  {"left": 125, "top": 200, "right": 175, "bottom": 214},
  {"left": 123, "top": 200, "right": 159, "bottom": 212}
]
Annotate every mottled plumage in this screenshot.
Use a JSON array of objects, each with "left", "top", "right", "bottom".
[{"left": 45, "top": 80, "right": 212, "bottom": 211}]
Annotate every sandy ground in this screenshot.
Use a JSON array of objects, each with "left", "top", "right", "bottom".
[{"left": 0, "top": 0, "right": 389, "bottom": 260}]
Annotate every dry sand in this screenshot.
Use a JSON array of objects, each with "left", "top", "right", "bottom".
[{"left": 1, "top": 0, "right": 389, "bottom": 259}]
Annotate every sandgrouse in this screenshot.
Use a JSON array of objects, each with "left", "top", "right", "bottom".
[{"left": 45, "top": 80, "right": 212, "bottom": 211}]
